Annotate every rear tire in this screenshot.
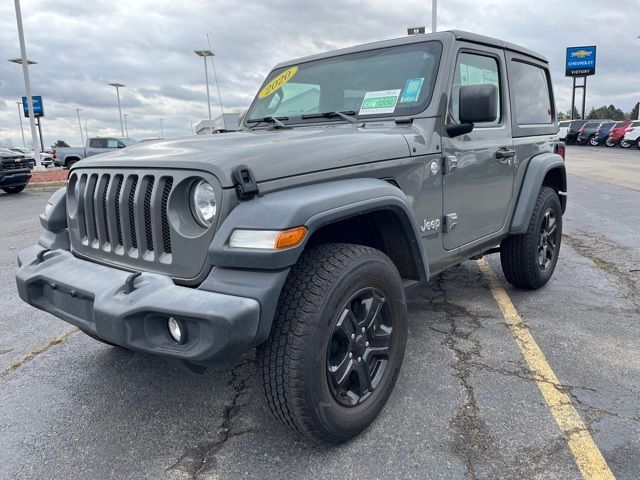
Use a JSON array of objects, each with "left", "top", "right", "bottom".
[
  {"left": 2, "top": 185, "right": 26, "bottom": 194},
  {"left": 620, "top": 138, "right": 633, "bottom": 148},
  {"left": 500, "top": 187, "right": 562, "bottom": 290},
  {"left": 257, "top": 243, "right": 407, "bottom": 443},
  {"left": 605, "top": 138, "right": 617, "bottom": 147},
  {"left": 588, "top": 135, "right": 598, "bottom": 146},
  {"left": 65, "top": 159, "right": 78, "bottom": 169}
]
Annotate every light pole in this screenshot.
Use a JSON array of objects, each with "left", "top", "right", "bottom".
[
  {"left": 16, "top": 101, "right": 25, "bottom": 147},
  {"left": 160, "top": 118, "right": 164, "bottom": 138},
  {"left": 8, "top": 15, "right": 39, "bottom": 163},
  {"left": 108, "top": 83, "right": 126, "bottom": 137},
  {"left": 123, "top": 113, "right": 129, "bottom": 137},
  {"left": 206, "top": 34, "right": 226, "bottom": 129},
  {"left": 76, "top": 109, "right": 84, "bottom": 145},
  {"left": 195, "top": 50, "right": 214, "bottom": 134},
  {"left": 432, "top": 0, "right": 437, "bottom": 32}
]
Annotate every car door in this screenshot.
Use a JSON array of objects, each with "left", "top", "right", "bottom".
[
  {"left": 441, "top": 46, "right": 514, "bottom": 250},
  {"left": 86, "top": 138, "right": 107, "bottom": 157}
]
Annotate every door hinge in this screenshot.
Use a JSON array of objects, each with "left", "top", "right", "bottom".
[
  {"left": 443, "top": 213, "right": 458, "bottom": 233},
  {"left": 442, "top": 155, "right": 458, "bottom": 175}
]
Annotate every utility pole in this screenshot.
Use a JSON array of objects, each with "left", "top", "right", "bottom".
[
  {"left": 76, "top": 109, "right": 84, "bottom": 145},
  {"left": 160, "top": 118, "right": 164, "bottom": 138},
  {"left": 84, "top": 122, "right": 88, "bottom": 142},
  {"left": 16, "top": 101, "right": 25, "bottom": 147},
  {"left": 11, "top": 0, "right": 40, "bottom": 165},
  {"left": 108, "top": 83, "right": 126, "bottom": 137}
]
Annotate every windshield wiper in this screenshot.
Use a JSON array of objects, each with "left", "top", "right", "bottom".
[
  {"left": 246, "top": 116, "right": 289, "bottom": 129},
  {"left": 301, "top": 110, "right": 358, "bottom": 124}
]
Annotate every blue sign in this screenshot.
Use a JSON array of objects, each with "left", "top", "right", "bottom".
[
  {"left": 22, "top": 95, "right": 44, "bottom": 118},
  {"left": 565, "top": 46, "right": 596, "bottom": 77}
]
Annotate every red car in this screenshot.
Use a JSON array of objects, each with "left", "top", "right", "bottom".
[{"left": 605, "top": 121, "right": 632, "bottom": 147}]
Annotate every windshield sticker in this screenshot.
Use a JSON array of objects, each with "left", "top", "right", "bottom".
[
  {"left": 258, "top": 66, "right": 299, "bottom": 99},
  {"left": 358, "top": 89, "right": 401, "bottom": 115},
  {"left": 400, "top": 77, "right": 425, "bottom": 103}
]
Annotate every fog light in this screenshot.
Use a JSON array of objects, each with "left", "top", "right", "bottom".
[{"left": 168, "top": 317, "right": 183, "bottom": 343}]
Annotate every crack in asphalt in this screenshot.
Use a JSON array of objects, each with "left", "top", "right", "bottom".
[
  {"left": 564, "top": 232, "right": 639, "bottom": 309},
  {"left": 166, "top": 358, "right": 256, "bottom": 479},
  {"left": 0, "top": 327, "right": 78, "bottom": 378},
  {"left": 422, "top": 272, "right": 496, "bottom": 480}
]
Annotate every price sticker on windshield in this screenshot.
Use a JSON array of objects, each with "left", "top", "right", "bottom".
[
  {"left": 258, "top": 66, "right": 299, "bottom": 99},
  {"left": 358, "top": 89, "right": 401, "bottom": 115}
]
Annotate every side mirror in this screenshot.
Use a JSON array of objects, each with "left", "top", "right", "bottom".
[{"left": 446, "top": 84, "right": 498, "bottom": 138}]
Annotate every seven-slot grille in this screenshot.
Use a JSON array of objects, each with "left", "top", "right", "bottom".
[{"left": 71, "top": 171, "right": 174, "bottom": 258}]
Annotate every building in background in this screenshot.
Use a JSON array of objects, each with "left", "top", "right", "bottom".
[{"left": 195, "top": 113, "right": 241, "bottom": 135}]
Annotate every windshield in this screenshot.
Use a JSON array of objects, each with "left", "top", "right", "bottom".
[
  {"left": 121, "top": 138, "right": 138, "bottom": 146},
  {"left": 246, "top": 41, "right": 442, "bottom": 126}
]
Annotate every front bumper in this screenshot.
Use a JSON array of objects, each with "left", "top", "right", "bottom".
[
  {"left": 16, "top": 245, "right": 261, "bottom": 367},
  {"left": 0, "top": 169, "right": 31, "bottom": 187}
]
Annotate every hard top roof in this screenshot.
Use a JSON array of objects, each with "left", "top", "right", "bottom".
[{"left": 274, "top": 30, "right": 547, "bottom": 70}]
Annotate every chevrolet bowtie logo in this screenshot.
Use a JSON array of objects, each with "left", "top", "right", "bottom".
[{"left": 571, "top": 50, "right": 592, "bottom": 58}]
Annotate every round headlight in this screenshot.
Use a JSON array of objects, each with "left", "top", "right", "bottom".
[{"left": 191, "top": 180, "right": 217, "bottom": 227}]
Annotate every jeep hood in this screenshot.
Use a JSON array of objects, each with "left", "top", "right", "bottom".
[{"left": 76, "top": 126, "right": 411, "bottom": 187}]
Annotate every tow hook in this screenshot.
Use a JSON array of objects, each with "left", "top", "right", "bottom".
[{"left": 123, "top": 272, "right": 142, "bottom": 294}]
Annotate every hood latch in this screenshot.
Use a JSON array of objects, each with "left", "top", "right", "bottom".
[{"left": 233, "top": 165, "right": 259, "bottom": 200}]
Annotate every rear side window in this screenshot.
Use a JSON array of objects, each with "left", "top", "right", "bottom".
[
  {"left": 510, "top": 61, "right": 552, "bottom": 125},
  {"left": 89, "top": 138, "right": 107, "bottom": 148}
]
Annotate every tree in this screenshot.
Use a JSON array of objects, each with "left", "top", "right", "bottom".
[
  {"left": 586, "top": 105, "right": 625, "bottom": 121},
  {"left": 630, "top": 102, "right": 640, "bottom": 121},
  {"left": 51, "top": 140, "right": 70, "bottom": 148}
]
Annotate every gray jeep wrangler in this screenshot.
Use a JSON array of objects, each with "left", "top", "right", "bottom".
[{"left": 16, "top": 30, "right": 566, "bottom": 443}]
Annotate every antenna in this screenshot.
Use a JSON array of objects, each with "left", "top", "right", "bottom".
[{"left": 206, "top": 33, "right": 226, "bottom": 129}]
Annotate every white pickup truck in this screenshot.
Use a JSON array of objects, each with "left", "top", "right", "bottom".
[{"left": 53, "top": 137, "right": 137, "bottom": 168}]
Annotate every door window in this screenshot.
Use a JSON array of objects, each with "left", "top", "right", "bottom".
[
  {"left": 89, "top": 138, "right": 107, "bottom": 148},
  {"left": 449, "top": 52, "right": 501, "bottom": 127},
  {"left": 510, "top": 61, "right": 553, "bottom": 125},
  {"left": 106, "top": 139, "right": 121, "bottom": 148}
]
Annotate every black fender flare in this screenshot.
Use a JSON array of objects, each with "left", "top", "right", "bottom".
[
  {"left": 209, "top": 178, "right": 429, "bottom": 281},
  {"left": 509, "top": 152, "right": 566, "bottom": 235}
]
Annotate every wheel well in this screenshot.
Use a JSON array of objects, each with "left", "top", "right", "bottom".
[
  {"left": 305, "top": 210, "right": 421, "bottom": 281},
  {"left": 65, "top": 156, "right": 80, "bottom": 166},
  {"left": 542, "top": 167, "right": 567, "bottom": 212}
]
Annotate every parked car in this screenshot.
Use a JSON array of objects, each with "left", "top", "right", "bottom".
[
  {"left": 9, "top": 147, "right": 54, "bottom": 167},
  {"left": 565, "top": 120, "right": 588, "bottom": 144},
  {"left": 558, "top": 120, "right": 571, "bottom": 141},
  {"left": 577, "top": 120, "right": 614, "bottom": 146},
  {"left": 605, "top": 121, "right": 632, "bottom": 147},
  {"left": 52, "top": 137, "right": 137, "bottom": 168},
  {"left": 592, "top": 121, "right": 617, "bottom": 146},
  {"left": 620, "top": 120, "right": 640, "bottom": 148},
  {"left": 0, "top": 148, "right": 32, "bottom": 194},
  {"left": 16, "top": 30, "right": 566, "bottom": 443}
]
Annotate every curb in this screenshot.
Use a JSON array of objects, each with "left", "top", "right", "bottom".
[{"left": 27, "top": 181, "right": 68, "bottom": 191}]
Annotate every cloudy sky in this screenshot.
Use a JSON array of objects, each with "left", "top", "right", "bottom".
[{"left": 1, "top": 0, "right": 639, "bottom": 148}]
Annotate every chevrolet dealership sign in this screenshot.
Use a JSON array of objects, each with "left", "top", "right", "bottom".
[{"left": 565, "top": 46, "right": 596, "bottom": 77}]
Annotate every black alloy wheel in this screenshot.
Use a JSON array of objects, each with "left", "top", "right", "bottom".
[
  {"left": 327, "top": 287, "right": 393, "bottom": 407},
  {"left": 538, "top": 208, "right": 558, "bottom": 270}
]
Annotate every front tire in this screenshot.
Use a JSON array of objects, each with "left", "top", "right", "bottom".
[
  {"left": 605, "top": 137, "right": 617, "bottom": 147},
  {"left": 500, "top": 187, "right": 562, "bottom": 290},
  {"left": 588, "top": 135, "right": 599, "bottom": 146},
  {"left": 257, "top": 243, "right": 407, "bottom": 443},
  {"left": 2, "top": 185, "right": 26, "bottom": 194},
  {"left": 620, "top": 138, "right": 634, "bottom": 148}
]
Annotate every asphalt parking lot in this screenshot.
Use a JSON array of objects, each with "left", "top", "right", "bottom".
[{"left": 1, "top": 145, "right": 638, "bottom": 479}]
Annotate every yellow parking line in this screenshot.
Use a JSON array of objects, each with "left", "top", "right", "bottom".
[{"left": 477, "top": 259, "right": 615, "bottom": 480}]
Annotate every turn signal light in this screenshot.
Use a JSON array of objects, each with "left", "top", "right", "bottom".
[{"left": 275, "top": 227, "right": 307, "bottom": 249}]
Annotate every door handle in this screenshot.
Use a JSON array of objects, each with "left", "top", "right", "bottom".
[{"left": 495, "top": 148, "right": 516, "bottom": 160}]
